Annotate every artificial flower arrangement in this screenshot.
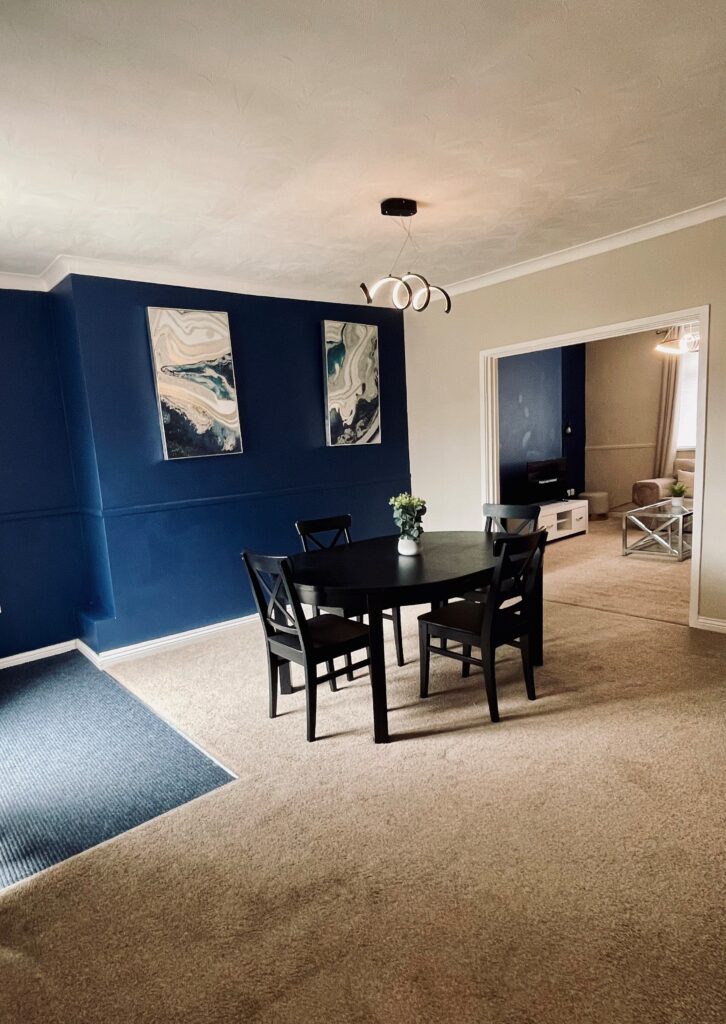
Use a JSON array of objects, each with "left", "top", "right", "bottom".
[{"left": 389, "top": 493, "right": 427, "bottom": 554}]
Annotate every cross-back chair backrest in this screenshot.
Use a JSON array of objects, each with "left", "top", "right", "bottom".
[
  {"left": 295, "top": 514, "right": 353, "bottom": 552},
  {"left": 481, "top": 531, "right": 547, "bottom": 640},
  {"left": 243, "top": 551, "right": 310, "bottom": 648},
  {"left": 482, "top": 503, "right": 540, "bottom": 535}
]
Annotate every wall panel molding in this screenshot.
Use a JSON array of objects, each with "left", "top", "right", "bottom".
[
  {"left": 585, "top": 442, "right": 656, "bottom": 452},
  {"left": 0, "top": 505, "right": 79, "bottom": 523},
  {"left": 100, "top": 474, "right": 407, "bottom": 518}
]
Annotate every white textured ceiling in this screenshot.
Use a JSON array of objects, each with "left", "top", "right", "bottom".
[{"left": 1, "top": 0, "right": 725, "bottom": 301}]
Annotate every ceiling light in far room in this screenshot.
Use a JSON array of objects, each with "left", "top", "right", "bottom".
[
  {"left": 655, "top": 323, "right": 700, "bottom": 355},
  {"left": 360, "top": 198, "right": 452, "bottom": 314}
]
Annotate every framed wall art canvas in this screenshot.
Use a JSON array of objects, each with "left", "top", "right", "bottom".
[
  {"left": 322, "top": 320, "right": 380, "bottom": 446},
  {"left": 147, "top": 307, "right": 243, "bottom": 459}
]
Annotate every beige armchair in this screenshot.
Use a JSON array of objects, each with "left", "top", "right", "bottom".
[{"left": 632, "top": 458, "right": 695, "bottom": 507}]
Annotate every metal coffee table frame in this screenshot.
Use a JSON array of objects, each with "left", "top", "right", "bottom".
[{"left": 622, "top": 500, "right": 693, "bottom": 561}]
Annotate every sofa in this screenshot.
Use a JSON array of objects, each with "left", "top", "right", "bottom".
[{"left": 632, "top": 457, "right": 695, "bottom": 507}]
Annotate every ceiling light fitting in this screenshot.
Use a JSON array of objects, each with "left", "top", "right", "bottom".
[
  {"left": 360, "top": 199, "right": 452, "bottom": 314},
  {"left": 655, "top": 324, "right": 700, "bottom": 355}
]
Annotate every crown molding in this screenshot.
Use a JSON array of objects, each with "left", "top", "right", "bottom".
[
  {"left": 1, "top": 196, "right": 725, "bottom": 297},
  {"left": 441, "top": 196, "right": 726, "bottom": 298},
  {"left": 0, "top": 254, "right": 334, "bottom": 302},
  {"left": 41, "top": 254, "right": 321, "bottom": 300},
  {"left": 0, "top": 269, "right": 48, "bottom": 291}
]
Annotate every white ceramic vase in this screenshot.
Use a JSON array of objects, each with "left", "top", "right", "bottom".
[
  {"left": 398, "top": 536, "right": 422, "bottom": 556},
  {"left": 671, "top": 496, "right": 684, "bottom": 508}
]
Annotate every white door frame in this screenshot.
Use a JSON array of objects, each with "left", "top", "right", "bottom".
[{"left": 479, "top": 305, "right": 710, "bottom": 629}]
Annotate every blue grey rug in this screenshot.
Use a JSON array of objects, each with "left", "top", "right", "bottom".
[{"left": 0, "top": 652, "right": 234, "bottom": 889}]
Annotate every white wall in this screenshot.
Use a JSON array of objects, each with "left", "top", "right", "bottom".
[
  {"left": 585, "top": 330, "right": 663, "bottom": 508},
  {"left": 404, "top": 216, "right": 726, "bottom": 622}
]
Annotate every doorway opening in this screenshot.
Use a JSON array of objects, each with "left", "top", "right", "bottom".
[{"left": 479, "top": 307, "right": 709, "bottom": 629}]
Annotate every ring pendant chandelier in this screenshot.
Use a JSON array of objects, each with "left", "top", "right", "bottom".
[{"left": 360, "top": 198, "right": 452, "bottom": 314}]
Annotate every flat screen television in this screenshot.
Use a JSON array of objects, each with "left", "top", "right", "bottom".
[{"left": 526, "top": 457, "right": 567, "bottom": 503}]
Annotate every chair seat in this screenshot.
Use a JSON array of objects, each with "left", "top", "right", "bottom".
[
  {"left": 419, "top": 598, "right": 526, "bottom": 645},
  {"left": 271, "top": 613, "right": 369, "bottom": 660},
  {"left": 418, "top": 600, "right": 483, "bottom": 634}
]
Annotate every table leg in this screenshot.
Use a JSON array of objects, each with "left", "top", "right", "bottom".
[
  {"left": 533, "top": 562, "right": 544, "bottom": 667},
  {"left": 367, "top": 600, "right": 389, "bottom": 743}
]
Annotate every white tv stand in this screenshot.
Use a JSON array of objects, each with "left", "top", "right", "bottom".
[{"left": 538, "top": 499, "right": 588, "bottom": 542}]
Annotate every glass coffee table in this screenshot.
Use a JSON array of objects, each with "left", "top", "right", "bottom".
[{"left": 622, "top": 500, "right": 693, "bottom": 560}]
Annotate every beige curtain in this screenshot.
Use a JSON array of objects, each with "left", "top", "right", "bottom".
[{"left": 653, "top": 332, "right": 681, "bottom": 477}]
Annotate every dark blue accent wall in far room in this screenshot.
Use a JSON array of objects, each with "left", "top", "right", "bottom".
[
  {"left": 0, "top": 291, "right": 86, "bottom": 659},
  {"left": 498, "top": 345, "right": 586, "bottom": 503},
  {"left": 498, "top": 348, "right": 563, "bottom": 503},
  {"left": 54, "top": 275, "right": 410, "bottom": 652}
]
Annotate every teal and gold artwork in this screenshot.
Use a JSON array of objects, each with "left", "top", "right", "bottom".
[
  {"left": 323, "top": 320, "right": 380, "bottom": 446},
  {"left": 147, "top": 307, "right": 243, "bottom": 459}
]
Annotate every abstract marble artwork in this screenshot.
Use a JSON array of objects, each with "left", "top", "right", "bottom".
[
  {"left": 147, "top": 307, "right": 242, "bottom": 459},
  {"left": 323, "top": 320, "right": 380, "bottom": 446}
]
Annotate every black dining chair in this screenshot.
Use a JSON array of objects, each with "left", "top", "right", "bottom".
[
  {"left": 295, "top": 515, "right": 406, "bottom": 668},
  {"left": 243, "top": 551, "right": 371, "bottom": 742},
  {"left": 417, "top": 531, "right": 547, "bottom": 723},
  {"left": 482, "top": 503, "right": 541, "bottom": 534},
  {"left": 461, "top": 503, "right": 541, "bottom": 603}
]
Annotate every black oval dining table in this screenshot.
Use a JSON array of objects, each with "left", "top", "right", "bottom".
[{"left": 289, "top": 531, "right": 544, "bottom": 743}]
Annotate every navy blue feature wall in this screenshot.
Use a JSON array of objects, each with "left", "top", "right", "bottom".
[
  {"left": 0, "top": 291, "right": 86, "bottom": 658},
  {"left": 31, "top": 275, "right": 409, "bottom": 654},
  {"left": 498, "top": 345, "right": 585, "bottom": 503}
]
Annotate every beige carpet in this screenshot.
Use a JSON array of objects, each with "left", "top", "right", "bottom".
[
  {"left": 545, "top": 516, "right": 692, "bottom": 625},
  {"left": 1, "top": 534, "right": 724, "bottom": 1024}
]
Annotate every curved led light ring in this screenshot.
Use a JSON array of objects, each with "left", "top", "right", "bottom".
[
  {"left": 361, "top": 275, "right": 451, "bottom": 313},
  {"left": 429, "top": 284, "right": 452, "bottom": 314},
  {"left": 360, "top": 276, "right": 412, "bottom": 310},
  {"left": 401, "top": 273, "right": 431, "bottom": 311}
]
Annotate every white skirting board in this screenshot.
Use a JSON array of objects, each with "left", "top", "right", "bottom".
[
  {"left": 2, "top": 610, "right": 726, "bottom": 671},
  {"left": 0, "top": 615, "right": 256, "bottom": 671},
  {"left": 0, "top": 640, "right": 77, "bottom": 670},
  {"left": 695, "top": 616, "right": 726, "bottom": 635}
]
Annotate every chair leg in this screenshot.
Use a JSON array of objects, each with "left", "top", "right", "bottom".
[
  {"left": 520, "top": 635, "right": 537, "bottom": 701},
  {"left": 327, "top": 659, "right": 338, "bottom": 693},
  {"left": 482, "top": 650, "right": 500, "bottom": 723},
  {"left": 462, "top": 645, "right": 471, "bottom": 678},
  {"left": 267, "top": 652, "right": 280, "bottom": 719},
  {"left": 392, "top": 606, "right": 405, "bottom": 667},
  {"left": 430, "top": 601, "right": 447, "bottom": 651},
  {"left": 419, "top": 623, "right": 431, "bottom": 698},
  {"left": 304, "top": 663, "right": 318, "bottom": 742},
  {"left": 440, "top": 599, "right": 448, "bottom": 650},
  {"left": 345, "top": 653, "right": 354, "bottom": 682},
  {"left": 278, "top": 660, "right": 293, "bottom": 696}
]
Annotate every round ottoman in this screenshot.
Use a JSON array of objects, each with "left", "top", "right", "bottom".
[{"left": 578, "top": 491, "right": 609, "bottom": 520}]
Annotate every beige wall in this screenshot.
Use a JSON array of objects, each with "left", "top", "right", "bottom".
[
  {"left": 404, "top": 216, "right": 726, "bottom": 622},
  {"left": 584, "top": 331, "right": 664, "bottom": 507}
]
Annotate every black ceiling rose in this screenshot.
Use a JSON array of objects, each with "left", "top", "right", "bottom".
[{"left": 380, "top": 198, "right": 417, "bottom": 217}]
